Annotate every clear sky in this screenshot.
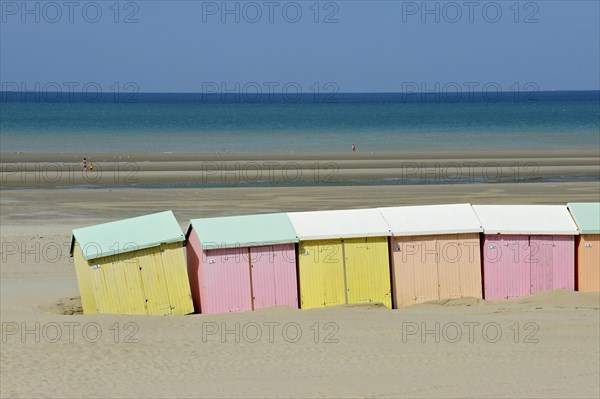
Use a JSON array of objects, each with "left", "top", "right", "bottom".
[{"left": 1, "top": 0, "right": 599, "bottom": 93}]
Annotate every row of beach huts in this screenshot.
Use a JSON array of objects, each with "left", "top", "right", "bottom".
[{"left": 70, "top": 203, "right": 600, "bottom": 315}]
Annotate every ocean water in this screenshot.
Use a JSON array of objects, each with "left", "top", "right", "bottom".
[{"left": 1, "top": 92, "right": 599, "bottom": 153}]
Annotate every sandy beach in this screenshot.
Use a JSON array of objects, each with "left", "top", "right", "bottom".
[
  {"left": 3, "top": 0, "right": 599, "bottom": 394},
  {"left": 1, "top": 150, "right": 599, "bottom": 188},
  {"left": 1, "top": 150, "right": 599, "bottom": 398}
]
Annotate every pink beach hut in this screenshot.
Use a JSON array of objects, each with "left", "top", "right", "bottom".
[
  {"left": 473, "top": 205, "right": 579, "bottom": 300},
  {"left": 186, "top": 213, "right": 299, "bottom": 314}
]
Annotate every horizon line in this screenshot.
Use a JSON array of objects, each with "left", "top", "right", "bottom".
[{"left": 1, "top": 89, "right": 600, "bottom": 95}]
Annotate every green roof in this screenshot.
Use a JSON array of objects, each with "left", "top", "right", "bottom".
[
  {"left": 70, "top": 211, "right": 185, "bottom": 260},
  {"left": 567, "top": 203, "right": 600, "bottom": 234},
  {"left": 188, "top": 213, "right": 298, "bottom": 250}
]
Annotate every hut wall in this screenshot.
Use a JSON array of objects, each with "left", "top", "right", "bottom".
[
  {"left": 391, "top": 233, "right": 482, "bottom": 307},
  {"left": 482, "top": 234, "right": 575, "bottom": 299},
  {"left": 89, "top": 242, "right": 193, "bottom": 315}
]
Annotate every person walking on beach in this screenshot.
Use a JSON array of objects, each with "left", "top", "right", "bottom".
[
  {"left": 352, "top": 144, "right": 356, "bottom": 152},
  {"left": 82, "top": 157, "right": 87, "bottom": 171},
  {"left": 89, "top": 163, "right": 94, "bottom": 172}
]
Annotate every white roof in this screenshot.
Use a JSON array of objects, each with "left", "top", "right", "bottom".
[
  {"left": 378, "top": 204, "right": 483, "bottom": 236},
  {"left": 472, "top": 205, "right": 579, "bottom": 235},
  {"left": 287, "top": 209, "right": 391, "bottom": 240}
]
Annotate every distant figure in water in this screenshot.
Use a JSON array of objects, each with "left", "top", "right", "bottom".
[
  {"left": 89, "top": 163, "right": 94, "bottom": 172},
  {"left": 352, "top": 144, "right": 356, "bottom": 152},
  {"left": 82, "top": 157, "right": 87, "bottom": 171}
]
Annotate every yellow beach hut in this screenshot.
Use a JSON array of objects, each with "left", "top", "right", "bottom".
[
  {"left": 69, "top": 211, "right": 194, "bottom": 315},
  {"left": 287, "top": 208, "right": 392, "bottom": 309}
]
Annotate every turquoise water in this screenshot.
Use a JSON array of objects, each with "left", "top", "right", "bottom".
[{"left": 1, "top": 92, "right": 598, "bottom": 152}]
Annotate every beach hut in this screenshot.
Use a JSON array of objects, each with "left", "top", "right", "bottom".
[
  {"left": 186, "top": 213, "right": 299, "bottom": 314},
  {"left": 473, "top": 205, "right": 579, "bottom": 300},
  {"left": 567, "top": 203, "right": 600, "bottom": 292},
  {"left": 378, "top": 204, "right": 483, "bottom": 308},
  {"left": 69, "top": 211, "right": 194, "bottom": 315},
  {"left": 287, "top": 209, "right": 392, "bottom": 310}
]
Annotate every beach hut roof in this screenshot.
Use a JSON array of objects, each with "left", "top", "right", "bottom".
[
  {"left": 567, "top": 202, "right": 600, "bottom": 234},
  {"left": 287, "top": 208, "right": 391, "bottom": 240},
  {"left": 70, "top": 211, "right": 185, "bottom": 261},
  {"left": 378, "top": 204, "right": 483, "bottom": 236},
  {"left": 472, "top": 205, "right": 579, "bottom": 235},
  {"left": 188, "top": 213, "right": 298, "bottom": 250}
]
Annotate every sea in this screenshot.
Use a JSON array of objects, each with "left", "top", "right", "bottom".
[{"left": 1, "top": 91, "right": 599, "bottom": 153}]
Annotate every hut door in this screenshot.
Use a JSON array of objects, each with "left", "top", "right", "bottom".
[
  {"left": 224, "top": 248, "right": 253, "bottom": 312},
  {"left": 529, "top": 236, "right": 554, "bottom": 294},
  {"left": 458, "top": 234, "right": 483, "bottom": 298},
  {"left": 250, "top": 244, "right": 298, "bottom": 310},
  {"left": 89, "top": 263, "right": 111, "bottom": 313},
  {"left": 578, "top": 235, "right": 600, "bottom": 292},
  {"left": 202, "top": 248, "right": 252, "bottom": 314},
  {"left": 139, "top": 248, "right": 175, "bottom": 315},
  {"left": 392, "top": 236, "right": 439, "bottom": 306},
  {"left": 413, "top": 236, "right": 440, "bottom": 304},
  {"left": 319, "top": 240, "right": 345, "bottom": 307},
  {"left": 506, "top": 235, "right": 531, "bottom": 299},
  {"left": 483, "top": 235, "right": 530, "bottom": 300},
  {"left": 298, "top": 240, "right": 345, "bottom": 309},
  {"left": 120, "top": 258, "right": 149, "bottom": 315},
  {"left": 391, "top": 236, "right": 417, "bottom": 307},
  {"left": 89, "top": 255, "right": 148, "bottom": 315},
  {"left": 156, "top": 244, "right": 195, "bottom": 316},
  {"left": 250, "top": 246, "right": 277, "bottom": 309},
  {"left": 436, "top": 234, "right": 462, "bottom": 299},
  {"left": 343, "top": 237, "right": 392, "bottom": 307},
  {"left": 482, "top": 236, "right": 504, "bottom": 300}
]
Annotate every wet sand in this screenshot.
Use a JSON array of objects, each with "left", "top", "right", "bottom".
[{"left": 1, "top": 150, "right": 599, "bottom": 187}]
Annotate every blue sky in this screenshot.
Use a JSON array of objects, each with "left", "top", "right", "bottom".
[{"left": 1, "top": 1, "right": 599, "bottom": 92}]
